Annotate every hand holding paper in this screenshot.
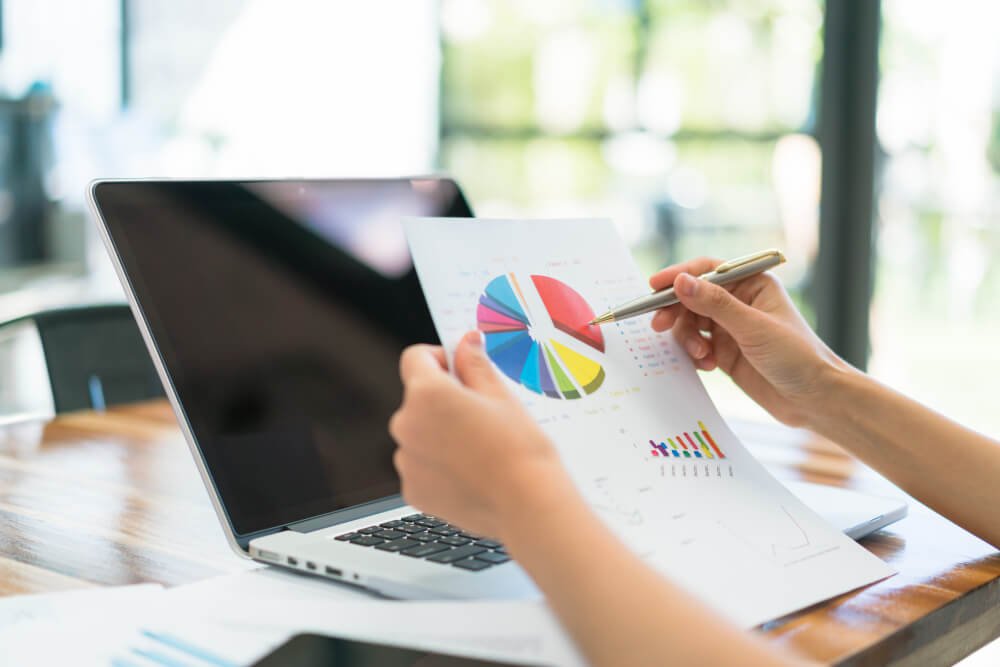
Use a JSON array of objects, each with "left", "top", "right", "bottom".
[
  {"left": 401, "top": 217, "right": 893, "bottom": 629},
  {"left": 391, "top": 335, "right": 579, "bottom": 543}
]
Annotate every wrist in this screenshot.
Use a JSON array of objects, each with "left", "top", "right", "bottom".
[
  {"left": 803, "top": 358, "right": 869, "bottom": 437},
  {"left": 496, "top": 459, "right": 586, "bottom": 551}
]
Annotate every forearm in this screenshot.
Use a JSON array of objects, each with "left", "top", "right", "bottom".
[
  {"left": 810, "top": 367, "right": 1000, "bottom": 548},
  {"left": 503, "top": 477, "right": 808, "bottom": 667}
]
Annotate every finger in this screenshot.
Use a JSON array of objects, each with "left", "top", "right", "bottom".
[
  {"left": 393, "top": 449, "right": 431, "bottom": 510},
  {"left": 399, "top": 344, "right": 452, "bottom": 385},
  {"left": 673, "top": 273, "right": 770, "bottom": 343},
  {"left": 729, "top": 271, "right": 777, "bottom": 305},
  {"left": 673, "top": 310, "right": 710, "bottom": 361},
  {"left": 696, "top": 351, "right": 717, "bottom": 371},
  {"left": 710, "top": 325, "right": 742, "bottom": 374},
  {"left": 453, "top": 330, "right": 508, "bottom": 396},
  {"left": 429, "top": 347, "right": 448, "bottom": 370},
  {"left": 653, "top": 308, "right": 711, "bottom": 334},
  {"left": 649, "top": 257, "right": 724, "bottom": 291},
  {"left": 651, "top": 304, "right": 683, "bottom": 331}
]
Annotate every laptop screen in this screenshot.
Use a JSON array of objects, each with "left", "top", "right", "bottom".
[{"left": 94, "top": 179, "right": 471, "bottom": 538}]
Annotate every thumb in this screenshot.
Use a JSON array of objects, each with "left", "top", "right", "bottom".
[
  {"left": 453, "top": 330, "right": 508, "bottom": 395},
  {"left": 673, "top": 273, "right": 768, "bottom": 342}
]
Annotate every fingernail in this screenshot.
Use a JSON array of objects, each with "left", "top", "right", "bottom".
[
  {"left": 685, "top": 338, "right": 704, "bottom": 359},
  {"left": 677, "top": 273, "right": 697, "bottom": 298},
  {"left": 465, "top": 330, "right": 484, "bottom": 347}
]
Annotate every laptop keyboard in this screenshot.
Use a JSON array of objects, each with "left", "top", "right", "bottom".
[{"left": 335, "top": 513, "right": 509, "bottom": 572}]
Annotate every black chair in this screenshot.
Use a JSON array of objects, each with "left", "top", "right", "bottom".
[{"left": 0, "top": 304, "right": 164, "bottom": 414}]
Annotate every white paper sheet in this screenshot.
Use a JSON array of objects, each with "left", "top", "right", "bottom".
[
  {"left": 0, "top": 584, "right": 165, "bottom": 666},
  {"left": 154, "top": 568, "right": 584, "bottom": 666},
  {"left": 403, "top": 217, "right": 894, "bottom": 627},
  {"left": 0, "top": 571, "right": 582, "bottom": 666}
]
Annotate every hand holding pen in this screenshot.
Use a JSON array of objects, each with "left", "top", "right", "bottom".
[
  {"left": 625, "top": 252, "right": 849, "bottom": 431},
  {"left": 590, "top": 250, "right": 786, "bottom": 325}
]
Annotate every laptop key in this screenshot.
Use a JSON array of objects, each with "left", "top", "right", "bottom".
[
  {"left": 410, "top": 533, "right": 436, "bottom": 542},
  {"left": 379, "top": 520, "right": 406, "bottom": 529},
  {"left": 401, "top": 542, "right": 450, "bottom": 558},
  {"left": 439, "top": 536, "right": 471, "bottom": 547},
  {"left": 475, "top": 551, "right": 510, "bottom": 564},
  {"left": 374, "top": 529, "right": 406, "bottom": 540},
  {"left": 358, "top": 526, "right": 383, "bottom": 535},
  {"left": 398, "top": 524, "right": 426, "bottom": 534},
  {"left": 429, "top": 526, "right": 457, "bottom": 536},
  {"left": 335, "top": 532, "right": 359, "bottom": 541},
  {"left": 402, "top": 514, "right": 425, "bottom": 522},
  {"left": 453, "top": 558, "right": 493, "bottom": 571},
  {"left": 427, "top": 544, "right": 487, "bottom": 563},
  {"left": 417, "top": 518, "right": 445, "bottom": 528},
  {"left": 475, "top": 539, "right": 502, "bottom": 549},
  {"left": 375, "top": 538, "right": 420, "bottom": 552},
  {"left": 350, "top": 535, "right": 385, "bottom": 546}
]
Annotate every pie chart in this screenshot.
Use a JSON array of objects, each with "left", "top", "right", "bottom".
[{"left": 476, "top": 273, "right": 605, "bottom": 399}]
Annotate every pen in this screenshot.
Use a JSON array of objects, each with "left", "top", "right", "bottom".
[{"left": 589, "top": 249, "right": 786, "bottom": 325}]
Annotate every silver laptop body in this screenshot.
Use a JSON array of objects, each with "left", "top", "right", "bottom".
[{"left": 88, "top": 177, "right": 537, "bottom": 600}]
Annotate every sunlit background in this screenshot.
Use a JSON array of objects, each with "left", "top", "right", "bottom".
[
  {"left": 0, "top": 0, "right": 998, "bottom": 440},
  {"left": 0, "top": 2, "right": 998, "bottom": 661}
]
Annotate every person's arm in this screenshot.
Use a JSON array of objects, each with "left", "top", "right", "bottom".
[
  {"left": 503, "top": 475, "right": 808, "bottom": 667},
  {"left": 811, "top": 370, "right": 1000, "bottom": 548},
  {"left": 654, "top": 259, "right": 1000, "bottom": 549},
  {"left": 390, "top": 337, "right": 809, "bottom": 667}
]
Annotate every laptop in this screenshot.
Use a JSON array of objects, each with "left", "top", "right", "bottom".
[{"left": 88, "top": 177, "right": 905, "bottom": 600}]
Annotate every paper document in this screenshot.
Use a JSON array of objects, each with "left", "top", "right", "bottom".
[
  {"left": 0, "top": 571, "right": 581, "bottom": 666},
  {"left": 0, "top": 584, "right": 165, "bottom": 666},
  {"left": 403, "top": 217, "right": 894, "bottom": 627},
  {"left": 155, "top": 567, "right": 583, "bottom": 666}
]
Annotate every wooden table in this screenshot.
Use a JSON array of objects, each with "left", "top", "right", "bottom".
[{"left": 1, "top": 401, "right": 997, "bottom": 666}]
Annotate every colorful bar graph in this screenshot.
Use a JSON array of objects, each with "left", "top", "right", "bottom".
[
  {"left": 683, "top": 432, "right": 703, "bottom": 458},
  {"left": 693, "top": 432, "right": 714, "bottom": 459},
  {"left": 699, "top": 421, "right": 726, "bottom": 458},
  {"left": 649, "top": 421, "right": 726, "bottom": 460},
  {"left": 648, "top": 440, "right": 681, "bottom": 457}
]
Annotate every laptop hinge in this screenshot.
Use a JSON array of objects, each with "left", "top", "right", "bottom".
[{"left": 285, "top": 495, "right": 406, "bottom": 534}]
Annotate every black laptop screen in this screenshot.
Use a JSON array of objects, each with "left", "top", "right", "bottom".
[{"left": 94, "top": 179, "right": 470, "bottom": 537}]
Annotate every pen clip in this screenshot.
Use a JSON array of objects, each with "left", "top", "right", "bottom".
[{"left": 713, "top": 249, "right": 785, "bottom": 274}]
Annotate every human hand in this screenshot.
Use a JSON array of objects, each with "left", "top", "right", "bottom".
[
  {"left": 649, "top": 258, "right": 852, "bottom": 427},
  {"left": 389, "top": 331, "right": 580, "bottom": 543}
]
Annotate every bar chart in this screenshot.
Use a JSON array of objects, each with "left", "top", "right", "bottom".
[{"left": 649, "top": 421, "right": 726, "bottom": 459}]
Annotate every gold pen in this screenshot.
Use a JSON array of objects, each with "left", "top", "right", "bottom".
[{"left": 589, "top": 249, "right": 786, "bottom": 326}]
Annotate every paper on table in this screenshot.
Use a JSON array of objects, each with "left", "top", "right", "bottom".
[
  {"left": 0, "top": 571, "right": 580, "bottom": 666},
  {"left": 403, "top": 217, "right": 895, "bottom": 627},
  {"left": 0, "top": 584, "right": 165, "bottom": 666},
  {"left": 155, "top": 567, "right": 584, "bottom": 666}
]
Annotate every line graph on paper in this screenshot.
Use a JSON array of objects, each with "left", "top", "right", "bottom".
[
  {"left": 587, "top": 476, "right": 646, "bottom": 527},
  {"left": 716, "top": 504, "right": 836, "bottom": 565}
]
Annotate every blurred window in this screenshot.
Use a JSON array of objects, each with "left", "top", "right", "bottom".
[
  {"left": 438, "top": 0, "right": 823, "bottom": 296},
  {"left": 871, "top": 0, "right": 1000, "bottom": 434},
  {"left": 439, "top": 0, "right": 823, "bottom": 418}
]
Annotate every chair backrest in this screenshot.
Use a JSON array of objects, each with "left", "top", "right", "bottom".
[{"left": 29, "top": 304, "right": 164, "bottom": 412}]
